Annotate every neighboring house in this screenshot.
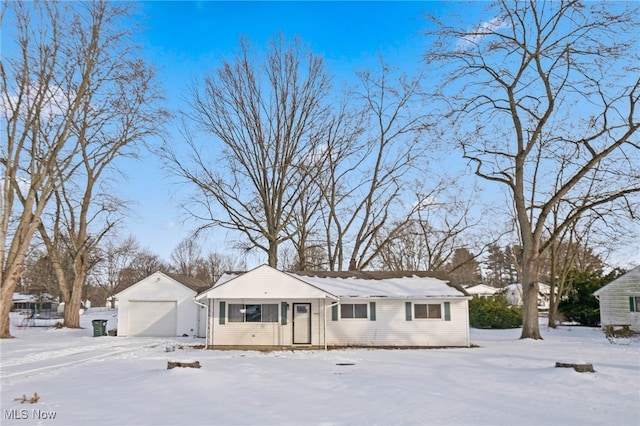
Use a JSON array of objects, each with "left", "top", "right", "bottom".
[
  {"left": 115, "top": 272, "right": 209, "bottom": 337},
  {"left": 12, "top": 292, "right": 60, "bottom": 318},
  {"left": 105, "top": 296, "right": 119, "bottom": 309},
  {"left": 464, "top": 284, "right": 499, "bottom": 299},
  {"left": 594, "top": 266, "right": 640, "bottom": 332},
  {"left": 504, "top": 283, "right": 551, "bottom": 310},
  {"left": 195, "top": 264, "right": 471, "bottom": 349}
]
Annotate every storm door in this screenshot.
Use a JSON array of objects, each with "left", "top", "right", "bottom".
[{"left": 292, "top": 303, "right": 311, "bottom": 344}]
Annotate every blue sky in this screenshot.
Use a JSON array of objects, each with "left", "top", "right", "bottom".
[{"left": 119, "top": 1, "right": 487, "bottom": 263}]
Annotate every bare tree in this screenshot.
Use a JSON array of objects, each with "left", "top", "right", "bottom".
[
  {"left": 373, "top": 178, "right": 495, "bottom": 276},
  {"left": 1, "top": 0, "right": 85, "bottom": 337},
  {"left": 286, "top": 100, "right": 363, "bottom": 271},
  {"left": 20, "top": 248, "right": 62, "bottom": 300},
  {"left": 118, "top": 249, "right": 170, "bottom": 287},
  {"left": 164, "top": 35, "right": 331, "bottom": 268},
  {"left": 198, "top": 251, "right": 244, "bottom": 284},
  {"left": 95, "top": 235, "right": 141, "bottom": 309},
  {"left": 543, "top": 208, "right": 608, "bottom": 327},
  {"left": 319, "top": 60, "right": 427, "bottom": 271},
  {"left": 426, "top": 0, "right": 640, "bottom": 339},
  {"left": 170, "top": 237, "right": 203, "bottom": 277},
  {"left": 31, "top": 1, "right": 165, "bottom": 329}
]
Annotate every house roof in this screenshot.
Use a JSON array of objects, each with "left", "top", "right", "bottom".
[
  {"left": 12, "top": 292, "right": 58, "bottom": 303},
  {"left": 505, "top": 283, "right": 551, "bottom": 294},
  {"left": 465, "top": 284, "right": 499, "bottom": 295},
  {"left": 594, "top": 266, "right": 640, "bottom": 296},
  {"left": 117, "top": 271, "right": 210, "bottom": 297},
  {"left": 292, "top": 270, "right": 468, "bottom": 298},
  {"left": 164, "top": 273, "right": 210, "bottom": 294},
  {"left": 201, "top": 266, "right": 469, "bottom": 299}
]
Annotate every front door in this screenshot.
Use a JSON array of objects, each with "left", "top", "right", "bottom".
[{"left": 292, "top": 303, "right": 311, "bottom": 344}]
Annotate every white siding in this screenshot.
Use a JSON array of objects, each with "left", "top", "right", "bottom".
[
  {"left": 595, "top": 267, "right": 640, "bottom": 332},
  {"left": 326, "top": 298, "right": 469, "bottom": 347},
  {"left": 116, "top": 273, "right": 204, "bottom": 337},
  {"left": 209, "top": 298, "right": 328, "bottom": 347},
  {"left": 207, "top": 297, "right": 469, "bottom": 348},
  {"left": 206, "top": 265, "right": 331, "bottom": 300}
]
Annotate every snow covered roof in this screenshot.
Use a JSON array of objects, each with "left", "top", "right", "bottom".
[
  {"left": 12, "top": 292, "right": 58, "bottom": 303},
  {"left": 505, "top": 283, "right": 550, "bottom": 294},
  {"left": 13, "top": 292, "right": 37, "bottom": 303},
  {"left": 292, "top": 273, "right": 465, "bottom": 298},
  {"left": 203, "top": 267, "right": 468, "bottom": 299},
  {"left": 465, "top": 284, "right": 499, "bottom": 295}
]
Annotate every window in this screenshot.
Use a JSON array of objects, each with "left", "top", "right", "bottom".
[
  {"left": 631, "top": 297, "right": 640, "bottom": 312},
  {"left": 228, "top": 304, "right": 278, "bottom": 323},
  {"left": 341, "top": 303, "right": 368, "bottom": 319},
  {"left": 414, "top": 303, "right": 442, "bottom": 319}
]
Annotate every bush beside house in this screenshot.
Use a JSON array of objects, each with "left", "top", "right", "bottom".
[
  {"left": 560, "top": 269, "right": 624, "bottom": 327},
  {"left": 469, "top": 293, "right": 522, "bottom": 329}
]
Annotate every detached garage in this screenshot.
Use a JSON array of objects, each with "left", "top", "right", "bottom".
[{"left": 116, "top": 272, "right": 209, "bottom": 337}]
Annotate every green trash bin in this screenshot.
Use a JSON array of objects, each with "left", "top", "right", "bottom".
[{"left": 92, "top": 319, "right": 108, "bottom": 337}]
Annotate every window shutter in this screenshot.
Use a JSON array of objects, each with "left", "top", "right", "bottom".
[
  {"left": 332, "top": 303, "right": 339, "bottom": 321},
  {"left": 630, "top": 297, "right": 636, "bottom": 312},
  {"left": 444, "top": 302, "right": 451, "bottom": 321},
  {"left": 219, "top": 301, "right": 226, "bottom": 325},
  {"left": 281, "top": 302, "right": 288, "bottom": 325},
  {"left": 369, "top": 302, "right": 376, "bottom": 321},
  {"left": 405, "top": 302, "right": 412, "bottom": 321}
]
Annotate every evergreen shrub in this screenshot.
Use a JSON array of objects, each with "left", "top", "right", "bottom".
[
  {"left": 558, "top": 268, "right": 622, "bottom": 327},
  {"left": 469, "top": 293, "right": 522, "bottom": 329}
]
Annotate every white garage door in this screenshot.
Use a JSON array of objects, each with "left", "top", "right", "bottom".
[{"left": 128, "top": 301, "right": 177, "bottom": 336}]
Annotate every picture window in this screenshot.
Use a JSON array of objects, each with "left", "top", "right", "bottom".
[
  {"left": 228, "top": 304, "right": 278, "bottom": 322},
  {"left": 414, "top": 303, "right": 442, "bottom": 319}
]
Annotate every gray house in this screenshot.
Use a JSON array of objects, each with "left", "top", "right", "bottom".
[{"left": 593, "top": 266, "right": 640, "bottom": 332}]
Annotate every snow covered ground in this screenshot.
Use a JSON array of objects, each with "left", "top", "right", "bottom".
[{"left": 1, "top": 310, "right": 638, "bottom": 426}]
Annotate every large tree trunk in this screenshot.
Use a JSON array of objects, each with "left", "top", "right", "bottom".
[
  {"left": 267, "top": 240, "right": 278, "bottom": 268},
  {"left": 520, "top": 247, "right": 542, "bottom": 340},
  {"left": 64, "top": 261, "right": 88, "bottom": 329},
  {"left": 64, "top": 288, "right": 83, "bottom": 329},
  {"left": 0, "top": 265, "right": 22, "bottom": 338}
]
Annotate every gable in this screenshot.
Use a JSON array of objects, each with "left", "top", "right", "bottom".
[
  {"left": 594, "top": 266, "right": 640, "bottom": 297},
  {"left": 465, "top": 284, "right": 499, "bottom": 295},
  {"left": 116, "top": 272, "right": 197, "bottom": 299},
  {"left": 204, "top": 265, "right": 335, "bottom": 299}
]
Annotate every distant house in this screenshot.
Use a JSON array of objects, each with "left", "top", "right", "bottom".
[
  {"left": 195, "top": 264, "right": 471, "bottom": 349},
  {"left": 464, "top": 284, "right": 499, "bottom": 299},
  {"left": 115, "top": 272, "right": 209, "bottom": 337},
  {"left": 504, "top": 283, "right": 551, "bottom": 310},
  {"left": 594, "top": 266, "right": 640, "bottom": 332},
  {"left": 11, "top": 292, "right": 60, "bottom": 318}
]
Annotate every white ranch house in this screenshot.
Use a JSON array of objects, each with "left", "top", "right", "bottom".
[
  {"left": 115, "top": 272, "right": 209, "bottom": 337},
  {"left": 464, "top": 284, "right": 499, "bottom": 299},
  {"left": 594, "top": 266, "right": 640, "bottom": 333},
  {"left": 196, "top": 265, "right": 471, "bottom": 349}
]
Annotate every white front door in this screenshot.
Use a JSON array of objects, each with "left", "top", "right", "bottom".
[{"left": 292, "top": 303, "right": 311, "bottom": 344}]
